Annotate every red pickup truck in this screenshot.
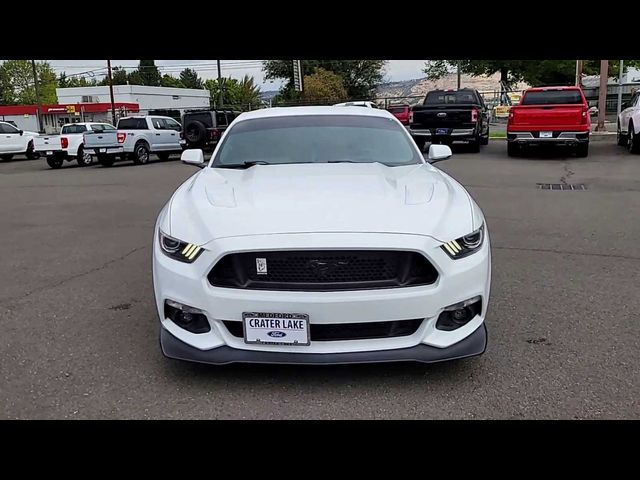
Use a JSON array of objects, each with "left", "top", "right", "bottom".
[
  {"left": 387, "top": 104, "right": 411, "bottom": 125},
  {"left": 507, "top": 86, "right": 591, "bottom": 157}
]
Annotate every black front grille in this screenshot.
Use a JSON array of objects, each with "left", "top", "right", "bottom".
[
  {"left": 208, "top": 250, "right": 438, "bottom": 291},
  {"left": 223, "top": 318, "right": 424, "bottom": 342}
]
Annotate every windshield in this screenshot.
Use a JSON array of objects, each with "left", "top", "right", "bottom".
[
  {"left": 211, "top": 115, "right": 422, "bottom": 168},
  {"left": 521, "top": 90, "right": 583, "bottom": 105}
]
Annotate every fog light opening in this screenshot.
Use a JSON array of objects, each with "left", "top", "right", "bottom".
[
  {"left": 436, "top": 296, "right": 482, "bottom": 331},
  {"left": 164, "top": 300, "right": 210, "bottom": 334}
]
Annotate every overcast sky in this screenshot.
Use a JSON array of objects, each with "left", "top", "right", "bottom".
[{"left": 42, "top": 60, "right": 429, "bottom": 90}]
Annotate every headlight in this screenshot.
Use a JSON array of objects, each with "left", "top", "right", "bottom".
[
  {"left": 159, "top": 230, "right": 203, "bottom": 263},
  {"left": 441, "top": 224, "right": 484, "bottom": 259}
]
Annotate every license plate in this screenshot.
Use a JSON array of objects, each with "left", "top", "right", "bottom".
[
  {"left": 242, "top": 312, "right": 310, "bottom": 346},
  {"left": 99, "top": 148, "right": 106, "bottom": 153},
  {"left": 540, "top": 131, "right": 553, "bottom": 138},
  {"left": 179, "top": 140, "right": 186, "bottom": 145},
  {"left": 436, "top": 128, "right": 448, "bottom": 135},
  {"left": 46, "top": 151, "right": 53, "bottom": 155}
]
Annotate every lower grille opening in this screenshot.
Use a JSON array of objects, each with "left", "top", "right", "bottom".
[
  {"left": 209, "top": 250, "right": 439, "bottom": 291},
  {"left": 222, "top": 318, "right": 424, "bottom": 342}
]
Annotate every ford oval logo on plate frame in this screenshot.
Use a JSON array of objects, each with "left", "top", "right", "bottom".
[{"left": 267, "top": 331, "right": 287, "bottom": 338}]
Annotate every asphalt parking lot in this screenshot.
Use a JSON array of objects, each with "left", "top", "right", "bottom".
[{"left": 1, "top": 138, "right": 639, "bottom": 419}]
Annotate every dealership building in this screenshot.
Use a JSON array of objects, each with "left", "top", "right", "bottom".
[{"left": 0, "top": 85, "right": 210, "bottom": 134}]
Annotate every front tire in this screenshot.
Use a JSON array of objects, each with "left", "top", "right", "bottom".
[
  {"left": 46, "top": 156, "right": 63, "bottom": 169},
  {"left": 629, "top": 123, "right": 640, "bottom": 154},
  {"left": 76, "top": 146, "right": 92, "bottom": 167},
  {"left": 132, "top": 142, "right": 150, "bottom": 165},
  {"left": 617, "top": 122, "right": 627, "bottom": 146}
]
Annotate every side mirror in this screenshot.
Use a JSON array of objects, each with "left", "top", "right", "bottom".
[
  {"left": 427, "top": 144, "right": 452, "bottom": 164},
  {"left": 621, "top": 102, "right": 629, "bottom": 110},
  {"left": 181, "top": 149, "right": 205, "bottom": 168},
  {"left": 19, "top": 130, "right": 23, "bottom": 136}
]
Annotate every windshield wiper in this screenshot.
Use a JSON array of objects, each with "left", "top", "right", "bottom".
[{"left": 215, "top": 160, "right": 269, "bottom": 169}]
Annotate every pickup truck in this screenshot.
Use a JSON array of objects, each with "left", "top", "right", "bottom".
[
  {"left": 387, "top": 104, "right": 411, "bottom": 125},
  {"left": 83, "top": 115, "right": 185, "bottom": 167},
  {"left": 617, "top": 89, "right": 640, "bottom": 153},
  {"left": 408, "top": 88, "right": 490, "bottom": 153},
  {"left": 507, "top": 86, "right": 590, "bottom": 157},
  {"left": 35, "top": 122, "right": 116, "bottom": 169},
  {"left": 0, "top": 121, "right": 40, "bottom": 161}
]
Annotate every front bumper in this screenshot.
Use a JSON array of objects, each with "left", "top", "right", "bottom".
[
  {"left": 152, "top": 232, "right": 491, "bottom": 364},
  {"left": 160, "top": 322, "right": 487, "bottom": 365}
]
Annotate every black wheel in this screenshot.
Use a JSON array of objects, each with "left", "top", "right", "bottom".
[
  {"left": 413, "top": 137, "right": 426, "bottom": 152},
  {"left": 575, "top": 143, "right": 589, "bottom": 158},
  {"left": 507, "top": 142, "right": 519, "bottom": 157},
  {"left": 132, "top": 142, "right": 150, "bottom": 165},
  {"left": 25, "top": 141, "right": 39, "bottom": 159},
  {"left": 157, "top": 152, "right": 171, "bottom": 161},
  {"left": 468, "top": 136, "right": 481, "bottom": 153},
  {"left": 1, "top": 154, "right": 13, "bottom": 161},
  {"left": 97, "top": 154, "right": 114, "bottom": 167},
  {"left": 46, "top": 156, "right": 63, "bottom": 169},
  {"left": 629, "top": 123, "right": 640, "bottom": 154},
  {"left": 480, "top": 131, "right": 489, "bottom": 145},
  {"left": 617, "top": 122, "right": 627, "bottom": 146},
  {"left": 76, "top": 146, "right": 92, "bottom": 166},
  {"left": 185, "top": 120, "right": 206, "bottom": 145}
]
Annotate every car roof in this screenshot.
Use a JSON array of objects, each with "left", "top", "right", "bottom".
[
  {"left": 526, "top": 86, "right": 581, "bottom": 92},
  {"left": 61, "top": 122, "right": 112, "bottom": 126},
  {"left": 235, "top": 106, "right": 394, "bottom": 122}
]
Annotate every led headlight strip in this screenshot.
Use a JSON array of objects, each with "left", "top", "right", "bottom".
[
  {"left": 159, "top": 230, "right": 204, "bottom": 263},
  {"left": 441, "top": 224, "right": 484, "bottom": 259},
  {"left": 181, "top": 243, "right": 202, "bottom": 260}
]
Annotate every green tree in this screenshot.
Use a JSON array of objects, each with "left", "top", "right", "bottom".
[
  {"left": 302, "top": 68, "right": 347, "bottom": 103},
  {"left": 205, "top": 76, "right": 262, "bottom": 110},
  {"left": 236, "top": 75, "right": 262, "bottom": 107},
  {"left": 0, "top": 60, "right": 57, "bottom": 104},
  {"left": 110, "top": 67, "right": 130, "bottom": 86},
  {"left": 263, "top": 60, "right": 386, "bottom": 100},
  {"left": 160, "top": 74, "right": 183, "bottom": 88},
  {"left": 178, "top": 68, "right": 203, "bottom": 89},
  {"left": 423, "top": 60, "right": 640, "bottom": 88},
  {"left": 138, "top": 60, "right": 161, "bottom": 86}
]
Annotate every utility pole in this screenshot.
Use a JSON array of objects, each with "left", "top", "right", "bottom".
[
  {"left": 107, "top": 60, "right": 116, "bottom": 125},
  {"left": 596, "top": 60, "right": 609, "bottom": 132},
  {"left": 457, "top": 61, "right": 461, "bottom": 89},
  {"left": 617, "top": 59, "right": 624, "bottom": 119},
  {"left": 575, "top": 60, "right": 583, "bottom": 87},
  {"left": 217, "top": 60, "right": 224, "bottom": 108},
  {"left": 31, "top": 60, "right": 43, "bottom": 133}
]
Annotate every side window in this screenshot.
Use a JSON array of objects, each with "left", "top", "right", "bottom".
[
  {"left": 216, "top": 112, "right": 228, "bottom": 126},
  {"left": 1, "top": 123, "right": 19, "bottom": 134},
  {"left": 62, "top": 124, "right": 87, "bottom": 134},
  {"left": 151, "top": 118, "right": 165, "bottom": 130},
  {"left": 634, "top": 93, "right": 640, "bottom": 107},
  {"left": 91, "top": 124, "right": 105, "bottom": 133},
  {"left": 102, "top": 124, "right": 116, "bottom": 131},
  {"left": 163, "top": 119, "right": 182, "bottom": 131}
]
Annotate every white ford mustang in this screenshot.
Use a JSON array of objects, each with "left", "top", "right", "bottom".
[{"left": 153, "top": 106, "right": 490, "bottom": 365}]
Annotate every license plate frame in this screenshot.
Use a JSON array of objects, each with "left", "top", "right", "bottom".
[
  {"left": 242, "top": 312, "right": 310, "bottom": 346},
  {"left": 435, "top": 128, "right": 448, "bottom": 135},
  {"left": 540, "top": 131, "right": 553, "bottom": 138}
]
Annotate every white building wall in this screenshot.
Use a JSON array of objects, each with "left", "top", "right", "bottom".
[
  {"left": 55, "top": 85, "right": 210, "bottom": 113},
  {"left": 0, "top": 115, "right": 39, "bottom": 132}
]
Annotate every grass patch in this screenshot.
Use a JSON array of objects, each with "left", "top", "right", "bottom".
[{"left": 489, "top": 131, "right": 506, "bottom": 139}]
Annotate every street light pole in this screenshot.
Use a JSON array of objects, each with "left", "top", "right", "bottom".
[
  {"left": 617, "top": 59, "right": 624, "bottom": 119},
  {"left": 575, "top": 60, "right": 583, "bottom": 87},
  {"left": 596, "top": 59, "right": 609, "bottom": 132},
  {"left": 31, "top": 60, "right": 43, "bottom": 133},
  {"left": 107, "top": 60, "right": 116, "bottom": 125},
  {"left": 217, "top": 60, "right": 224, "bottom": 108}
]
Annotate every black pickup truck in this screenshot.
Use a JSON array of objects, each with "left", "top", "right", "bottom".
[{"left": 409, "top": 88, "right": 490, "bottom": 153}]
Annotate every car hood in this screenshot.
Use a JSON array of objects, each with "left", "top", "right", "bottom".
[{"left": 166, "top": 162, "right": 476, "bottom": 245}]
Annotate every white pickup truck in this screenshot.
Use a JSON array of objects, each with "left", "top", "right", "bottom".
[
  {"left": 0, "top": 121, "right": 40, "bottom": 161},
  {"left": 617, "top": 89, "right": 640, "bottom": 153},
  {"left": 34, "top": 122, "right": 116, "bottom": 169},
  {"left": 83, "top": 115, "right": 185, "bottom": 167}
]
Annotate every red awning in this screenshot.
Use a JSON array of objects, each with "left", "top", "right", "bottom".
[{"left": 0, "top": 102, "right": 139, "bottom": 116}]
